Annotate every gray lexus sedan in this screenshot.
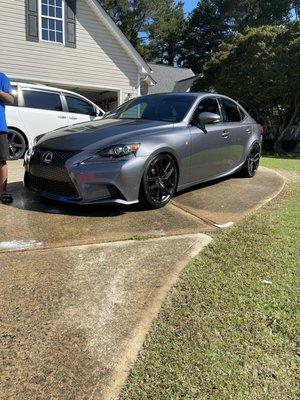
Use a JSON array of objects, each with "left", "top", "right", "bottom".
[{"left": 24, "top": 93, "right": 263, "bottom": 209}]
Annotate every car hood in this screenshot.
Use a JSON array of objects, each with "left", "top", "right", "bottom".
[{"left": 36, "top": 119, "right": 174, "bottom": 151}]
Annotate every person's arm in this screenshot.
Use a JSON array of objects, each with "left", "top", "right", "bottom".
[
  {"left": 0, "top": 90, "right": 14, "bottom": 105},
  {"left": 0, "top": 73, "right": 14, "bottom": 105}
]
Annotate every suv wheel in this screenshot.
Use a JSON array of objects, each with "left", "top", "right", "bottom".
[{"left": 7, "top": 129, "right": 27, "bottom": 160}]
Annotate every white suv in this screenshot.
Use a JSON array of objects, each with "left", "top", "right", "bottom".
[{"left": 6, "top": 82, "right": 105, "bottom": 159}]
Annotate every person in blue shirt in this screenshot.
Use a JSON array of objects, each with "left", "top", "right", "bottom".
[{"left": 0, "top": 72, "right": 14, "bottom": 204}]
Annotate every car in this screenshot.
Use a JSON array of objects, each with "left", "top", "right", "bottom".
[
  {"left": 24, "top": 92, "right": 263, "bottom": 209},
  {"left": 6, "top": 82, "right": 105, "bottom": 159}
]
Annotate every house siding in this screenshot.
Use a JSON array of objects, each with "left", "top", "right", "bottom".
[{"left": 0, "top": 0, "right": 139, "bottom": 101}]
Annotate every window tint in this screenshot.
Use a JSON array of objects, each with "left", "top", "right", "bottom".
[
  {"left": 219, "top": 98, "right": 242, "bottom": 122},
  {"left": 65, "top": 95, "right": 96, "bottom": 115},
  {"left": 23, "top": 90, "right": 63, "bottom": 111},
  {"left": 192, "top": 97, "right": 220, "bottom": 124}
]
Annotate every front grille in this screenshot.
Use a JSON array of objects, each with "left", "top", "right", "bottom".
[
  {"left": 28, "top": 148, "right": 79, "bottom": 198},
  {"left": 27, "top": 174, "right": 79, "bottom": 198}
]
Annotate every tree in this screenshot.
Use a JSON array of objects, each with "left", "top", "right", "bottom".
[
  {"left": 193, "top": 22, "right": 300, "bottom": 153},
  {"left": 179, "top": 0, "right": 235, "bottom": 73},
  {"left": 146, "top": 1, "right": 185, "bottom": 65},
  {"left": 232, "top": 0, "right": 293, "bottom": 31},
  {"left": 99, "top": 0, "right": 184, "bottom": 61}
]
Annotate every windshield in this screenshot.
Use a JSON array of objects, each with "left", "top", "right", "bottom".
[{"left": 104, "top": 95, "right": 197, "bottom": 123}]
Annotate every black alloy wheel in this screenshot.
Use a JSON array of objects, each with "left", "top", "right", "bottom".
[
  {"left": 7, "top": 129, "right": 27, "bottom": 160},
  {"left": 241, "top": 143, "right": 261, "bottom": 177},
  {"left": 141, "top": 153, "right": 178, "bottom": 209}
]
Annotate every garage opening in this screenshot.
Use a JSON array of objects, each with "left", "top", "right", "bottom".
[{"left": 74, "top": 88, "right": 119, "bottom": 112}]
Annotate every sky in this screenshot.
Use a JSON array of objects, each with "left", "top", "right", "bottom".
[{"left": 182, "top": 0, "right": 199, "bottom": 13}]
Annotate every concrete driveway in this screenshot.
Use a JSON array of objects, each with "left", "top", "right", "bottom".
[{"left": 0, "top": 161, "right": 285, "bottom": 400}]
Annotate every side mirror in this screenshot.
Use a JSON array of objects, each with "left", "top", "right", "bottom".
[{"left": 199, "top": 112, "right": 221, "bottom": 124}]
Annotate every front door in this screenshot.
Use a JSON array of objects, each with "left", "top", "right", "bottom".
[
  {"left": 64, "top": 94, "right": 97, "bottom": 125},
  {"left": 189, "top": 97, "right": 230, "bottom": 183}
]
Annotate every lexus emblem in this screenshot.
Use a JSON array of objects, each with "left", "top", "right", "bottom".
[{"left": 42, "top": 151, "right": 53, "bottom": 164}]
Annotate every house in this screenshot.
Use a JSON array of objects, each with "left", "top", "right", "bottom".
[
  {"left": 141, "top": 63, "right": 195, "bottom": 95},
  {"left": 0, "top": 0, "right": 155, "bottom": 110}
]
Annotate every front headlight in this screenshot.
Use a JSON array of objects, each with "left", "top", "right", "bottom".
[
  {"left": 98, "top": 143, "right": 140, "bottom": 158},
  {"left": 24, "top": 146, "right": 35, "bottom": 164},
  {"left": 82, "top": 143, "right": 140, "bottom": 164}
]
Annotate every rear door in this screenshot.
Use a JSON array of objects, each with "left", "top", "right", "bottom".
[
  {"left": 189, "top": 96, "right": 231, "bottom": 182},
  {"left": 218, "top": 97, "right": 250, "bottom": 169},
  {"left": 20, "top": 88, "right": 68, "bottom": 136},
  {"left": 64, "top": 94, "right": 98, "bottom": 125}
]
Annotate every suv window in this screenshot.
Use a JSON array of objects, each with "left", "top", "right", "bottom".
[
  {"left": 65, "top": 95, "right": 96, "bottom": 116},
  {"left": 219, "top": 98, "right": 242, "bottom": 122},
  {"left": 23, "top": 90, "right": 63, "bottom": 111},
  {"left": 191, "top": 97, "right": 220, "bottom": 124}
]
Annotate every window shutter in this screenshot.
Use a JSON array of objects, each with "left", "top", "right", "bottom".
[
  {"left": 25, "top": 0, "right": 39, "bottom": 42},
  {"left": 65, "top": 0, "right": 77, "bottom": 48}
]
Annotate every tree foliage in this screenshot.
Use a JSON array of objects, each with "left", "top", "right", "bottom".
[
  {"left": 179, "top": 0, "right": 297, "bottom": 73},
  {"left": 145, "top": 1, "right": 185, "bottom": 65},
  {"left": 193, "top": 22, "right": 300, "bottom": 149},
  {"left": 99, "top": 0, "right": 184, "bottom": 61}
]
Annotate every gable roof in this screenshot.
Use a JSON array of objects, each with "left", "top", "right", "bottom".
[
  {"left": 173, "top": 74, "right": 202, "bottom": 92},
  {"left": 147, "top": 63, "right": 194, "bottom": 94},
  {"left": 87, "top": 0, "right": 152, "bottom": 75}
]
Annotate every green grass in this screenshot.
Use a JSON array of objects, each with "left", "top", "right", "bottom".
[
  {"left": 261, "top": 156, "right": 300, "bottom": 173},
  {"left": 120, "top": 164, "right": 300, "bottom": 399}
]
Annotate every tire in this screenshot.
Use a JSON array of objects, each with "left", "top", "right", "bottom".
[
  {"left": 240, "top": 143, "right": 261, "bottom": 178},
  {"left": 7, "top": 128, "right": 27, "bottom": 160},
  {"left": 140, "top": 153, "right": 178, "bottom": 209}
]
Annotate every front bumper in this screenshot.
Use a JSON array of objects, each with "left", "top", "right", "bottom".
[{"left": 24, "top": 148, "right": 147, "bottom": 205}]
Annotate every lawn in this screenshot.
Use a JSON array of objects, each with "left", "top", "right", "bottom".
[
  {"left": 261, "top": 156, "right": 300, "bottom": 173},
  {"left": 120, "top": 160, "right": 300, "bottom": 400}
]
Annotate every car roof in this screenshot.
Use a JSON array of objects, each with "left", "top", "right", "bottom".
[{"left": 11, "top": 81, "right": 86, "bottom": 97}]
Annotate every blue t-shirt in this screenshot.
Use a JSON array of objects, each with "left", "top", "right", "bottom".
[{"left": 0, "top": 72, "right": 12, "bottom": 132}]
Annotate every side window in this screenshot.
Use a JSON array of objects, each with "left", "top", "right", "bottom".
[
  {"left": 219, "top": 98, "right": 242, "bottom": 122},
  {"left": 65, "top": 95, "right": 96, "bottom": 116},
  {"left": 23, "top": 90, "right": 63, "bottom": 111},
  {"left": 191, "top": 97, "right": 220, "bottom": 124}
]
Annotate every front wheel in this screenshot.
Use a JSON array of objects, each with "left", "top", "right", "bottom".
[
  {"left": 7, "top": 129, "right": 27, "bottom": 160},
  {"left": 240, "top": 143, "right": 261, "bottom": 178},
  {"left": 140, "top": 153, "right": 178, "bottom": 209}
]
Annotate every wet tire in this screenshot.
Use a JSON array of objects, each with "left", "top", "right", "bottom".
[
  {"left": 140, "top": 153, "right": 178, "bottom": 209},
  {"left": 240, "top": 143, "right": 261, "bottom": 178}
]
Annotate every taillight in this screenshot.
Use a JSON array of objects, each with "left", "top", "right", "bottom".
[{"left": 259, "top": 125, "right": 265, "bottom": 136}]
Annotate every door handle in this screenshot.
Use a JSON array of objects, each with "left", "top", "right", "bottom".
[
  {"left": 222, "top": 130, "right": 229, "bottom": 138},
  {"left": 69, "top": 117, "right": 78, "bottom": 120},
  {"left": 246, "top": 127, "right": 251, "bottom": 133},
  {"left": 58, "top": 115, "right": 67, "bottom": 119}
]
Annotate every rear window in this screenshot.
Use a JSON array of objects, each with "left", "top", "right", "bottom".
[
  {"left": 23, "top": 90, "right": 63, "bottom": 111},
  {"left": 219, "top": 98, "right": 242, "bottom": 122}
]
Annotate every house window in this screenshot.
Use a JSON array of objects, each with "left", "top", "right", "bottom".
[{"left": 40, "top": 0, "right": 64, "bottom": 44}]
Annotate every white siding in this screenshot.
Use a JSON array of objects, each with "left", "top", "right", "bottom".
[{"left": 0, "top": 0, "right": 139, "bottom": 101}]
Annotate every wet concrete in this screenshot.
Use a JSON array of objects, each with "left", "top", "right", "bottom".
[
  {"left": 172, "top": 167, "right": 285, "bottom": 225},
  {"left": 1, "top": 164, "right": 284, "bottom": 249},
  {"left": 0, "top": 161, "right": 285, "bottom": 399},
  {"left": 0, "top": 234, "right": 211, "bottom": 400}
]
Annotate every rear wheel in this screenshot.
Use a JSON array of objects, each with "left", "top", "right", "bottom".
[
  {"left": 7, "top": 129, "right": 27, "bottom": 160},
  {"left": 140, "top": 153, "right": 178, "bottom": 209},
  {"left": 240, "top": 143, "right": 261, "bottom": 178}
]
